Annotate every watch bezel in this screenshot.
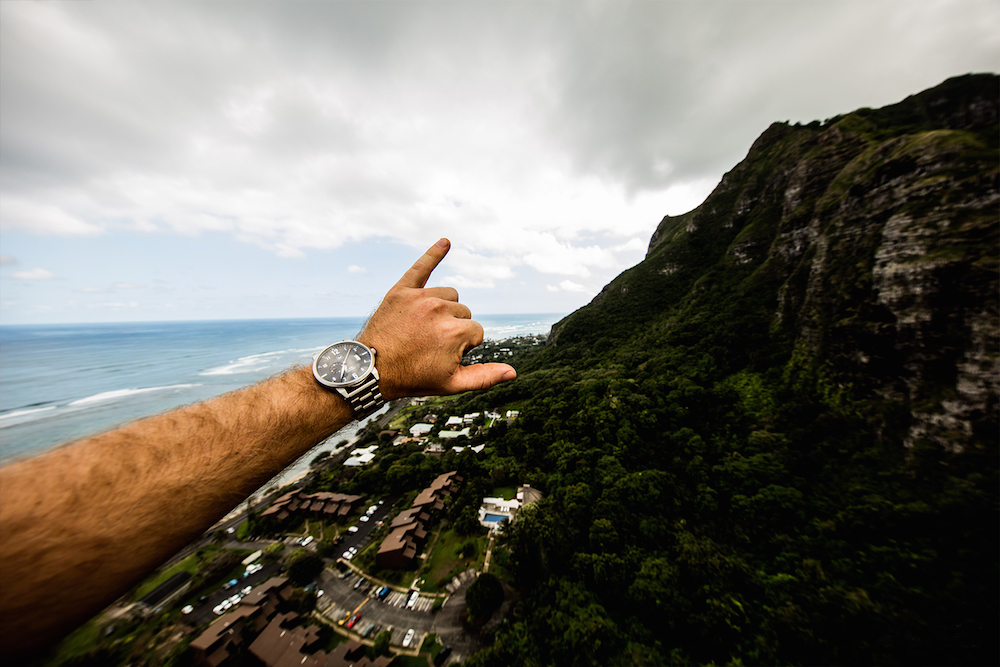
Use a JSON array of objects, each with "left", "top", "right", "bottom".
[{"left": 312, "top": 340, "right": 376, "bottom": 389}]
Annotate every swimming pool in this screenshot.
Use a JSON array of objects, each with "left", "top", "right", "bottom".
[{"left": 483, "top": 513, "right": 508, "bottom": 523}]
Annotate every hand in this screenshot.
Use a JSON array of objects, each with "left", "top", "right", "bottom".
[{"left": 357, "top": 238, "right": 517, "bottom": 400}]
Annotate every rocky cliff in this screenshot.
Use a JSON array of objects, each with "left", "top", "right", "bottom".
[
  {"left": 559, "top": 73, "right": 998, "bottom": 454},
  {"left": 463, "top": 74, "right": 997, "bottom": 667}
]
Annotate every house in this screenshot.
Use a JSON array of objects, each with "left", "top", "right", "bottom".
[
  {"left": 190, "top": 605, "right": 261, "bottom": 667},
  {"left": 343, "top": 445, "right": 379, "bottom": 467},
  {"left": 409, "top": 423, "right": 433, "bottom": 436},
  {"left": 190, "top": 577, "right": 292, "bottom": 667},
  {"left": 249, "top": 614, "right": 392, "bottom": 667},
  {"left": 375, "top": 471, "right": 462, "bottom": 568},
  {"left": 445, "top": 415, "right": 464, "bottom": 427},
  {"left": 478, "top": 484, "right": 544, "bottom": 532},
  {"left": 438, "top": 427, "right": 471, "bottom": 440},
  {"left": 248, "top": 613, "right": 324, "bottom": 667},
  {"left": 260, "top": 490, "right": 362, "bottom": 523}
]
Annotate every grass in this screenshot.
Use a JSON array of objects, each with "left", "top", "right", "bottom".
[
  {"left": 489, "top": 485, "right": 517, "bottom": 500},
  {"left": 419, "top": 527, "right": 487, "bottom": 592},
  {"left": 132, "top": 547, "right": 218, "bottom": 601}
]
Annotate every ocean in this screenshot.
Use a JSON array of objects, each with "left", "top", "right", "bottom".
[{"left": 0, "top": 314, "right": 563, "bottom": 490}]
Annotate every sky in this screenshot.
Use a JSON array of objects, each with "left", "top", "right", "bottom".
[{"left": 1, "top": 1, "right": 997, "bottom": 325}]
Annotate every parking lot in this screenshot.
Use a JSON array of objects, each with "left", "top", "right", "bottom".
[{"left": 315, "top": 566, "right": 440, "bottom": 648}]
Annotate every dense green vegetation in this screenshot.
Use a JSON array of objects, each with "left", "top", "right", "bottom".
[{"left": 447, "top": 74, "right": 997, "bottom": 666}]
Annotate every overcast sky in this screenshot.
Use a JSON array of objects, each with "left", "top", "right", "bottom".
[{"left": 1, "top": 1, "right": 996, "bottom": 324}]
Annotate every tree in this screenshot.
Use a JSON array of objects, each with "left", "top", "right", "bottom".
[
  {"left": 286, "top": 552, "right": 324, "bottom": 587},
  {"left": 465, "top": 573, "right": 503, "bottom": 623},
  {"left": 372, "top": 630, "right": 391, "bottom": 656}
]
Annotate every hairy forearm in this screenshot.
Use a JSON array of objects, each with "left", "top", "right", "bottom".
[{"left": 0, "top": 365, "right": 350, "bottom": 653}]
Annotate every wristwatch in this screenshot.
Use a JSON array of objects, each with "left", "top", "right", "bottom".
[{"left": 312, "top": 340, "right": 386, "bottom": 420}]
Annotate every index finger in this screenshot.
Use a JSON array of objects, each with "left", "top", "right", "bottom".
[{"left": 397, "top": 238, "right": 451, "bottom": 289}]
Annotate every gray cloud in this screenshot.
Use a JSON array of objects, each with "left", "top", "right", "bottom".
[{"left": 1, "top": 0, "right": 997, "bottom": 314}]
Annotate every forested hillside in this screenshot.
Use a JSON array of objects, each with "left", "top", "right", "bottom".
[{"left": 455, "top": 74, "right": 998, "bottom": 666}]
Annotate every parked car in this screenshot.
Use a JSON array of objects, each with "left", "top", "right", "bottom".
[
  {"left": 406, "top": 590, "right": 418, "bottom": 609},
  {"left": 402, "top": 628, "right": 415, "bottom": 647},
  {"left": 347, "top": 613, "right": 362, "bottom": 629},
  {"left": 181, "top": 605, "right": 194, "bottom": 615}
]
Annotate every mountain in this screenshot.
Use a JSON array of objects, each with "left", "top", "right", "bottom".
[{"left": 459, "top": 74, "right": 998, "bottom": 666}]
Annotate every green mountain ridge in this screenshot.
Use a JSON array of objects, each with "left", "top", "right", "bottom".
[{"left": 458, "top": 74, "right": 997, "bottom": 666}]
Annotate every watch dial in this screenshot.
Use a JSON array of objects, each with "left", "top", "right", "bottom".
[{"left": 314, "top": 341, "right": 373, "bottom": 387}]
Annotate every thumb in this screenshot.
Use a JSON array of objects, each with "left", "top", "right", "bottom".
[{"left": 447, "top": 363, "right": 516, "bottom": 393}]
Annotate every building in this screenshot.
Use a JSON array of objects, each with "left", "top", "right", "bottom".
[
  {"left": 376, "top": 508, "right": 431, "bottom": 569},
  {"left": 249, "top": 614, "right": 392, "bottom": 667},
  {"left": 190, "top": 577, "right": 292, "bottom": 667},
  {"left": 411, "top": 470, "right": 463, "bottom": 513},
  {"left": 343, "top": 445, "right": 379, "bottom": 467},
  {"left": 478, "top": 484, "right": 544, "bottom": 532},
  {"left": 375, "top": 471, "right": 462, "bottom": 568},
  {"left": 409, "top": 423, "right": 433, "bottom": 436},
  {"left": 438, "top": 427, "right": 471, "bottom": 440},
  {"left": 260, "top": 490, "right": 363, "bottom": 523}
]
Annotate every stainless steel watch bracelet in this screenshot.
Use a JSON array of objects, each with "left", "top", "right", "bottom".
[{"left": 338, "top": 373, "right": 385, "bottom": 420}]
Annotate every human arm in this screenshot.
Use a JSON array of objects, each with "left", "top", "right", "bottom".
[{"left": 0, "top": 238, "right": 514, "bottom": 656}]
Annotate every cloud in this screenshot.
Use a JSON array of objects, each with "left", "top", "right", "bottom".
[
  {"left": 12, "top": 268, "right": 55, "bottom": 280},
  {"left": 0, "top": 254, "right": 17, "bottom": 266},
  {"left": 547, "top": 280, "right": 588, "bottom": 293},
  {"left": 347, "top": 265, "right": 367, "bottom": 274},
  {"left": 1, "top": 1, "right": 996, "bottom": 322}
]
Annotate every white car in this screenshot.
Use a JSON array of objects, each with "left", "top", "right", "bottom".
[
  {"left": 406, "top": 591, "right": 418, "bottom": 609},
  {"left": 181, "top": 605, "right": 194, "bottom": 615},
  {"left": 403, "top": 629, "right": 415, "bottom": 647},
  {"left": 348, "top": 526, "right": 359, "bottom": 533},
  {"left": 343, "top": 549, "right": 355, "bottom": 560},
  {"left": 360, "top": 515, "right": 370, "bottom": 522}
]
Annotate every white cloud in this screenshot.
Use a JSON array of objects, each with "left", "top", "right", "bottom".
[
  {"left": 347, "top": 265, "right": 367, "bottom": 274},
  {"left": 12, "top": 268, "right": 55, "bottom": 280},
  {"left": 0, "top": 197, "right": 103, "bottom": 236},
  {"left": 547, "top": 280, "right": 588, "bottom": 293}
]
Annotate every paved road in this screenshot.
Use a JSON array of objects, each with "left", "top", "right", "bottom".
[{"left": 183, "top": 560, "right": 284, "bottom": 626}]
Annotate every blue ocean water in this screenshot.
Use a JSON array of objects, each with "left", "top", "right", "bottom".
[{"left": 0, "top": 314, "right": 562, "bottom": 465}]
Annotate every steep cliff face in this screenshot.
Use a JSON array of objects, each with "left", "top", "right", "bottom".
[{"left": 559, "top": 73, "right": 998, "bottom": 453}]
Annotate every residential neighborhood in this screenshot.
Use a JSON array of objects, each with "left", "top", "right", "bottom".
[{"left": 43, "top": 338, "right": 543, "bottom": 666}]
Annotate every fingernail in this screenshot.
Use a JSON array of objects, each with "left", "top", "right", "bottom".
[
  {"left": 501, "top": 369, "right": 517, "bottom": 382},
  {"left": 436, "top": 238, "right": 450, "bottom": 248}
]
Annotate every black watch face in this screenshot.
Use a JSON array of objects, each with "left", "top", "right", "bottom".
[{"left": 313, "top": 341, "right": 374, "bottom": 388}]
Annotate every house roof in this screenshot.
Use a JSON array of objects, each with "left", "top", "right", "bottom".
[
  {"left": 249, "top": 613, "right": 322, "bottom": 667},
  {"left": 190, "top": 604, "right": 259, "bottom": 651}
]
